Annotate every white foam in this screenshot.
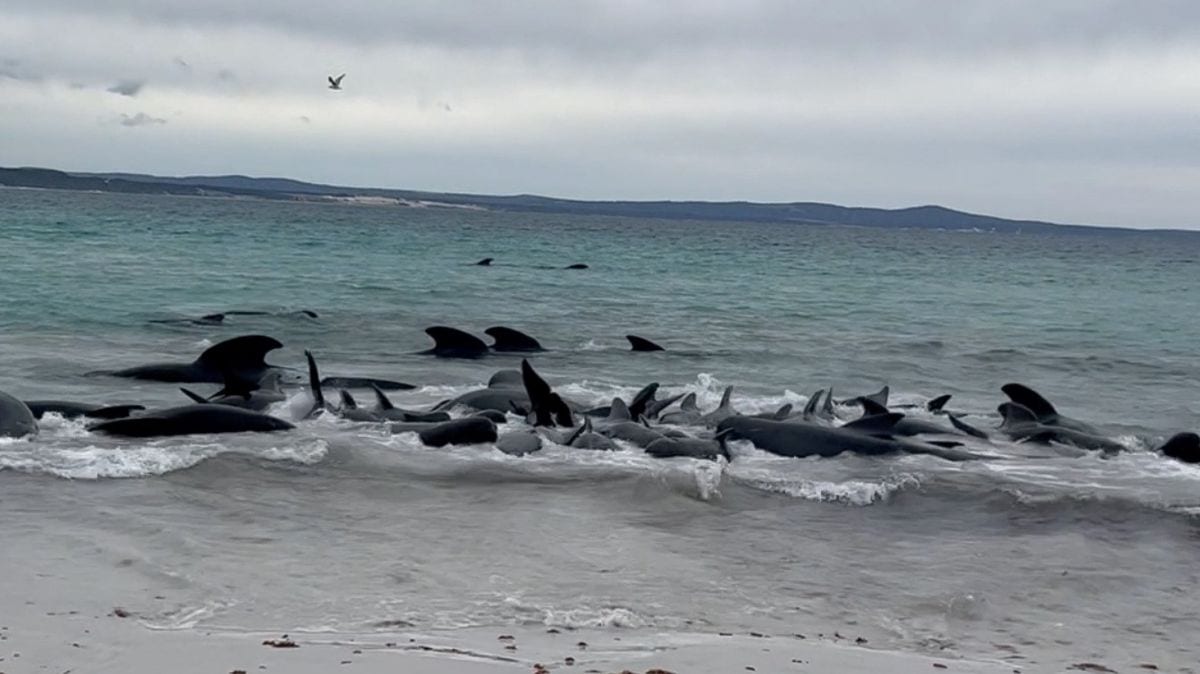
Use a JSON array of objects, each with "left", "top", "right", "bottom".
[
  {"left": 0, "top": 435, "right": 328, "bottom": 479},
  {"left": 738, "top": 471, "right": 919, "bottom": 505}
]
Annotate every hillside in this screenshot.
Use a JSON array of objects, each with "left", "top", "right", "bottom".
[{"left": 0, "top": 166, "right": 1179, "bottom": 235}]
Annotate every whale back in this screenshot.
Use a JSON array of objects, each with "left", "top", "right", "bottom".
[
  {"left": 485, "top": 326, "right": 544, "bottom": 352},
  {"left": 423, "top": 326, "right": 489, "bottom": 358},
  {"left": 608, "top": 398, "right": 632, "bottom": 421}
]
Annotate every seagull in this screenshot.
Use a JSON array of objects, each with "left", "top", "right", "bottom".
[{"left": 328, "top": 73, "right": 345, "bottom": 90}]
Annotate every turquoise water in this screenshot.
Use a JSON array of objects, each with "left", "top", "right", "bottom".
[
  {"left": 2, "top": 187, "right": 1199, "bottom": 671},
  {"left": 3, "top": 188, "right": 1197, "bottom": 428}
]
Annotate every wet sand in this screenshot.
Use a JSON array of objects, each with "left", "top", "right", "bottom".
[{"left": 3, "top": 588, "right": 1016, "bottom": 674}]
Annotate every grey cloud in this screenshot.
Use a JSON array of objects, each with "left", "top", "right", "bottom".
[
  {"left": 118, "top": 112, "right": 166, "bottom": 127},
  {"left": 298, "top": 115, "right": 311, "bottom": 124},
  {"left": 216, "top": 68, "right": 236, "bottom": 82},
  {"left": 0, "top": 57, "right": 40, "bottom": 81},
  {"left": 107, "top": 79, "right": 144, "bottom": 96},
  {"left": 7, "top": 0, "right": 1200, "bottom": 62}
]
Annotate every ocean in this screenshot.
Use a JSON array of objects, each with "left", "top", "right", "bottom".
[{"left": 1, "top": 187, "right": 1198, "bottom": 671}]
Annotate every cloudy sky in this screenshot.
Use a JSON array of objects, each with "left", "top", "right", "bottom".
[{"left": 2, "top": 1, "right": 1198, "bottom": 228}]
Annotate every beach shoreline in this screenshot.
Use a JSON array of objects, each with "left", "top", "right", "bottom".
[{"left": 3, "top": 598, "right": 1019, "bottom": 674}]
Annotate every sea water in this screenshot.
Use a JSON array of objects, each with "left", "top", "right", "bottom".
[{"left": 1, "top": 187, "right": 1198, "bottom": 670}]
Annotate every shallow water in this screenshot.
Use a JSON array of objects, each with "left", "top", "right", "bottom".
[{"left": 1, "top": 187, "right": 1198, "bottom": 670}]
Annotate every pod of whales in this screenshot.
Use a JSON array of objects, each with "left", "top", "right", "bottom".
[
  {"left": 1000, "top": 383, "right": 1104, "bottom": 436},
  {"left": 421, "top": 326, "right": 546, "bottom": 357},
  {"left": 6, "top": 326, "right": 1196, "bottom": 470},
  {"left": 421, "top": 326, "right": 491, "bottom": 358},
  {"left": 996, "top": 402, "right": 1125, "bottom": 452}
]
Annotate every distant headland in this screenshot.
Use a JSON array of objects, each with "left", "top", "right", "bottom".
[{"left": 0, "top": 166, "right": 1190, "bottom": 236}]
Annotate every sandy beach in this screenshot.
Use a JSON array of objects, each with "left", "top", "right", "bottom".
[
  {"left": 0, "top": 553, "right": 1023, "bottom": 674},
  {"left": 4, "top": 596, "right": 1019, "bottom": 674}
]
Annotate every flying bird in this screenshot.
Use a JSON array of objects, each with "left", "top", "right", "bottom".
[{"left": 328, "top": 73, "right": 345, "bottom": 90}]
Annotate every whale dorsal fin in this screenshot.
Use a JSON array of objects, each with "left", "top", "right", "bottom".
[
  {"left": 626, "top": 335, "right": 665, "bottom": 352},
  {"left": 1001, "top": 383, "right": 1057, "bottom": 419},
  {"left": 475, "top": 257, "right": 493, "bottom": 266},
  {"left": 550, "top": 393, "right": 575, "bottom": 427},
  {"left": 563, "top": 418, "right": 591, "bottom": 446},
  {"left": 680, "top": 393, "right": 698, "bottom": 411},
  {"left": 802, "top": 389, "right": 824, "bottom": 418},
  {"left": 484, "top": 326, "right": 543, "bottom": 352},
  {"left": 717, "top": 386, "right": 733, "bottom": 410},
  {"left": 609, "top": 398, "right": 632, "bottom": 421},
  {"left": 859, "top": 398, "right": 889, "bottom": 417},
  {"left": 372, "top": 385, "right": 395, "bottom": 411},
  {"left": 644, "top": 392, "right": 684, "bottom": 419},
  {"left": 628, "top": 382, "right": 659, "bottom": 419},
  {"left": 521, "top": 359, "right": 567, "bottom": 427},
  {"left": 195, "top": 335, "right": 282, "bottom": 373},
  {"left": 423, "top": 326, "right": 489, "bottom": 358},
  {"left": 340, "top": 390, "right": 358, "bottom": 409},
  {"left": 179, "top": 388, "right": 209, "bottom": 404},
  {"left": 842, "top": 412, "right": 904, "bottom": 434},
  {"left": 926, "top": 394, "right": 951, "bottom": 413},
  {"left": 861, "top": 385, "right": 889, "bottom": 407},
  {"left": 998, "top": 402, "right": 1039, "bottom": 429},
  {"left": 304, "top": 350, "right": 326, "bottom": 416},
  {"left": 773, "top": 404, "right": 793, "bottom": 420},
  {"left": 948, "top": 413, "right": 989, "bottom": 439},
  {"left": 822, "top": 388, "right": 835, "bottom": 416}
]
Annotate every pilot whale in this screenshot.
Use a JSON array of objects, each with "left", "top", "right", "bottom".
[
  {"left": 716, "top": 414, "right": 985, "bottom": 462},
  {"left": 93, "top": 335, "right": 284, "bottom": 384},
  {"left": 89, "top": 405, "right": 294, "bottom": 437}
]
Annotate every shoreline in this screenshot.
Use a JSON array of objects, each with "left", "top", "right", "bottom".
[{"left": 5, "top": 608, "right": 1019, "bottom": 674}]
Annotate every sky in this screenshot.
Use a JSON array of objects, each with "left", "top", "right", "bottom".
[{"left": 1, "top": 1, "right": 1198, "bottom": 229}]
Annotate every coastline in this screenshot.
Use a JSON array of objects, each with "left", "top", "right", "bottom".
[{"left": 5, "top": 605, "right": 1017, "bottom": 674}]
